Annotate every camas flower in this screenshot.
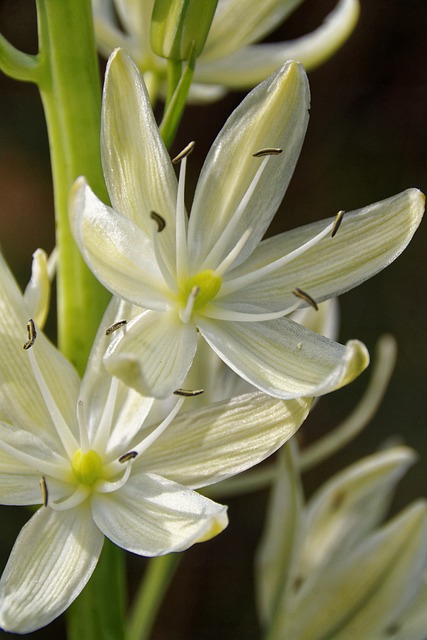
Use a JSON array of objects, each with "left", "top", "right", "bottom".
[
  {"left": 0, "top": 252, "right": 311, "bottom": 633},
  {"left": 256, "top": 444, "right": 427, "bottom": 639},
  {"left": 92, "top": 0, "right": 360, "bottom": 101},
  {"left": 70, "top": 49, "right": 424, "bottom": 399}
]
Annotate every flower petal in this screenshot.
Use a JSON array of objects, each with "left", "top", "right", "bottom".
[
  {"left": 101, "top": 48, "right": 178, "bottom": 269},
  {"left": 138, "top": 392, "right": 311, "bottom": 488},
  {"left": 80, "top": 297, "right": 155, "bottom": 453},
  {"left": 220, "top": 189, "right": 425, "bottom": 312},
  {"left": 297, "top": 447, "right": 418, "bottom": 580},
  {"left": 0, "top": 506, "right": 104, "bottom": 633},
  {"left": 196, "top": 0, "right": 360, "bottom": 86},
  {"left": 202, "top": 0, "right": 304, "bottom": 59},
  {"left": 0, "top": 252, "right": 80, "bottom": 440},
  {"left": 104, "top": 309, "right": 198, "bottom": 398},
  {"left": 197, "top": 316, "right": 368, "bottom": 399},
  {"left": 281, "top": 502, "right": 427, "bottom": 639},
  {"left": 187, "top": 61, "right": 309, "bottom": 272},
  {"left": 92, "top": 472, "right": 228, "bottom": 556},
  {"left": 0, "top": 447, "right": 43, "bottom": 505},
  {"left": 23, "top": 249, "right": 50, "bottom": 330},
  {"left": 70, "top": 177, "right": 170, "bottom": 310}
]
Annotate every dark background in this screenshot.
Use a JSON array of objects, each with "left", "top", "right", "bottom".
[{"left": 0, "top": 1, "right": 426, "bottom": 637}]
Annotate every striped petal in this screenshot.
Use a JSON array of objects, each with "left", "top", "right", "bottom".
[
  {"left": 197, "top": 316, "right": 368, "bottom": 399},
  {"left": 104, "top": 309, "right": 198, "bottom": 398},
  {"left": 138, "top": 392, "right": 311, "bottom": 488},
  {"left": 0, "top": 506, "right": 103, "bottom": 633},
  {"left": 92, "top": 472, "right": 228, "bottom": 556},
  {"left": 187, "top": 61, "right": 309, "bottom": 272},
  {"left": 219, "top": 189, "right": 425, "bottom": 312}
]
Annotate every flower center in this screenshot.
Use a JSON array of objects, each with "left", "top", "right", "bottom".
[
  {"left": 179, "top": 269, "right": 222, "bottom": 317},
  {"left": 71, "top": 449, "right": 103, "bottom": 486}
]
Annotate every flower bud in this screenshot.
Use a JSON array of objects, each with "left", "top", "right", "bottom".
[{"left": 151, "top": 0, "right": 218, "bottom": 61}]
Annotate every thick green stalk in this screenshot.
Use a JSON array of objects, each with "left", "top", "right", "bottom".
[
  {"left": 34, "top": 3, "right": 123, "bottom": 638},
  {"left": 36, "top": 0, "right": 110, "bottom": 375}
]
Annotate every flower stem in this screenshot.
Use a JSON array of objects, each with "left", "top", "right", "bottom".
[
  {"left": 126, "top": 554, "right": 181, "bottom": 640},
  {"left": 36, "top": 0, "right": 110, "bottom": 376}
]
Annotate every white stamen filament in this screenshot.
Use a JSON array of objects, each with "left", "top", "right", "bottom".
[
  {"left": 26, "top": 347, "right": 79, "bottom": 457},
  {"left": 0, "top": 438, "right": 70, "bottom": 482},
  {"left": 176, "top": 156, "right": 189, "bottom": 281},
  {"left": 49, "top": 485, "right": 90, "bottom": 511},
  {"left": 199, "top": 155, "right": 271, "bottom": 271},
  {"left": 132, "top": 397, "right": 185, "bottom": 457},
  {"left": 214, "top": 228, "right": 253, "bottom": 277},
  {"left": 96, "top": 462, "right": 133, "bottom": 494},
  {"left": 149, "top": 219, "right": 179, "bottom": 295},
  {"left": 179, "top": 286, "right": 199, "bottom": 323},
  {"left": 92, "top": 376, "right": 119, "bottom": 453},
  {"left": 77, "top": 400, "right": 90, "bottom": 452},
  {"left": 203, "top": 300, "right": 302, "bottom": 322},
  {"left": 219, "top": 218, "right": 337, "bottom": 297}
]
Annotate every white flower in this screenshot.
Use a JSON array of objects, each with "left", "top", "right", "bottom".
[
  {"left": 70, "top": 49, "right": 424, "bottom": 399},
  {"left": 256, "top": 444, "right": 427, "bottom": 639},
  {"left": 0, "top": 251, "right": 311, "bottom": 633},
  {"left": 92, "top": 0, "right": 360, "bottom": 101}
]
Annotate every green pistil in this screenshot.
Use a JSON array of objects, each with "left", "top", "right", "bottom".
[
  {"left": 72, "top": 448, "right": 103, "bottom": 485},
  {"left": 180, "top": 269, "right": 222, "bottom": 312}
]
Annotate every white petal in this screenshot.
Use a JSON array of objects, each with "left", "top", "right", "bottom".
[
  {"left": 0, "top": 252, "right": 80, "bottom": 441},
  {"left": 70, "top": 178, "right": 170, "bottom": 310},
  {"left": 202, "top": 0, "right": 304, "bottom": 59},
  {"left": 196, "top": 0, "right": 360, "bottom": 86},
  {"left": 92, "top": 473, "right": 228, "bottom": 556},
  {"left": 0, "top": 447, "right": 42, "bottom": 505},
  {"left": 138, "top": 392, "right": 311, "bottom": 488},
  {"left": 297, "top": 447, "right": 418, "bottom": 580},
  {"left": 0, "top": 506, "right": 104, "bottom": 633},
  {"left": 197, "top": 316, "right": 368, "bottom": 399},
  {"left": 104, "top": 309, "right": 198, "bottom": 398},
  {"left": 282, "top": 502, "right": 427, "bottom": 639},
  {"left": 291, "top": 298, "right": 340, "bottom": 341},
  {"left": 102, "top": 48, "right": 178, "bottom": 271},
  {"left": 79, "top": 297, "right": 154, "bottom": 453},
  {"left": 187, "top": 61, "right": 309, "bottom": 272},
  {"left": 219, "top": 189, "right": 425, "bottom": 311},
  {"left": 23, "top": 248, "right": 50, "bottom": 330}
]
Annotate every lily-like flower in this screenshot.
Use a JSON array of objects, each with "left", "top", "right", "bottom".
[
  {"left": 256, "top": 444, "right": 427, "bottom": 639},
  {"left": 0, "top": 252, "right": 312, "bottom": 633},
  {"left": 92, "top": 0, "right": 360, "bottom": 101},
  {"left": 70, "top": 49, "right": 424, "bottom": 399}
]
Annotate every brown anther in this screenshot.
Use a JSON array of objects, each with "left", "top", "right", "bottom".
[
  {"left": 172, "top": 141, "right": 196, "bottom": 164},
  {"left": 106, "top": 320, "right": 127, "bottom": 336},
  {"left": 40, "top": 476, "right": 48, "bottom": 507},
  {"left": 23, "top": 319, "right": 37, "bottom": 350},
  {"left": 252, "top": 148, "right": 283, "bottom": 157},
  {"left": 150, "top": 211, "right": 166, "bottom": 232},
  {"left": 292, "top": 288, "right": 319, "bottom": 311},
  {"left": 331, "top": 210, "right": 345, "bottom": 237},
  {"left": 174, "top": 388, "right": 204, "bottom": 397},
  {"left": 118, "top": 451, "right": 138, "bottom": 463}
]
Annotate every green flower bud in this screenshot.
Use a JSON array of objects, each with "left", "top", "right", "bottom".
[{"left": 151, "top": 0, "right": 219, "bottom": 61}]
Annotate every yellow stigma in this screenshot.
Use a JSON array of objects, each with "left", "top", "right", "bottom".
[
  {"left": 180, "top": 270, "right": 222, "bottom": 312},
  {"left": 71, "top": 449, "right": 103, "bottom": 486}
]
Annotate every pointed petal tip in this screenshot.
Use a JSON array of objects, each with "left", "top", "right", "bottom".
[
  {"left": 195, "top": 506, "right": 229, "bottom": 543},
  {"left": 338, "top": 339, "right": 370, "bottom": 389}
]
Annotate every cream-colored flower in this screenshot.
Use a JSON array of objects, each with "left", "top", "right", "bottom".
[
  {"left": 92, "top": 0, "right": 360, "bottom": 101},
  {"left": 0, "top": 251, "right": 311, "bottom": 633},
  {"left": 70, "top": 49, "right": 424, "bottom": 399},
  {"left": 256, "top": 444, "right": 427, "bottom": 639}
]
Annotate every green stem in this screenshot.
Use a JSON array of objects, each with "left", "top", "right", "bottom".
[
  {"left": 126, "top": 555, "right": 181, "bottom": 640},
  {"left": 0, "top": 33, "right": 39, "bottom": 82},
  {"left": 160, "top": 53, "right": 196, "bottom": 148},
  {"left": 36, "top": 0, "right": 110, "bottom": 376},
  {"left": 67, "top": 540, "right": 126, "bottom": 640},
  {"left": 33, "top": 2, "right": 122, "bottom": 638}
]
